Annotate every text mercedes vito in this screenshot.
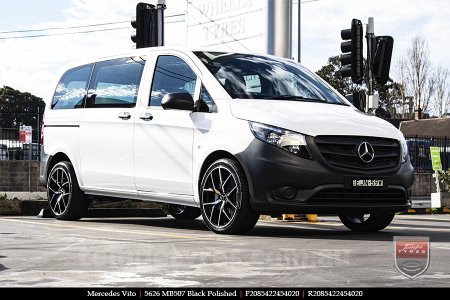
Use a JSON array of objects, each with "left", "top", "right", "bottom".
[{"left": 40, "top": 47, "right": 414, "bottom": 234}]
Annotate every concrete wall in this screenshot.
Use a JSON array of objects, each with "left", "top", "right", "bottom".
[
  {"left": 411, "top": 173, "right": 437, "bottom": 197},
  {"left": 0, "top": 161, "right": 44, "bottom": 192}
]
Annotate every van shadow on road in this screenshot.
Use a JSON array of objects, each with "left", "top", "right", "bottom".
[
  {"left": 0, "top": 256, "right": 9, "bottom": 272},
  {"left": 80, "top": 217, "right": 450, "bottom": 243}
]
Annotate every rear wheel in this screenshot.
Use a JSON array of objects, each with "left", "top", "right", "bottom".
[
  {"left": 168, "top": 205, "right": 201, "bottom": 220},
  {"left": 339, "top": 212, "right": 395, "bottom": 232},
  {"left": 200, "top": 158, "right": 259, "bottom": 234},
  {"left": 47, "top": 161, "right": 88, "bottom": 220}
]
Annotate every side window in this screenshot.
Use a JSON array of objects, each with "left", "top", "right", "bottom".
[
  {"left": 52, "top": 64, "right": 93, "bottom": 110},
  {"left": 150, "top": 56, "right": 197, "bottom": 107},
  {"left": 200, "top": 85, "right": 217, "bottom": 113},
  {"left": 87, "top": 56, "right": 145, "bottom": 108}
]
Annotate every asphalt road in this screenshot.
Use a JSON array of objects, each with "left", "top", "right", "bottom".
[{"left": 0, "top": 214, "right": 449, "bottom": 287}]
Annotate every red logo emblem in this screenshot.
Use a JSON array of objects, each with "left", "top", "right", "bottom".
[{"left": 394, "top": 236, "right": 430, "bottom": 278}]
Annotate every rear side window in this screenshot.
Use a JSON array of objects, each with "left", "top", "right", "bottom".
[
  {"left": 87, "top": 56, "right": 146, "bottom": 108},
  {"left": 150, "top": 56, "right": 197, "bottom": 107},
  {"left": 52, "top": 64, "right": 93, "bottom": 110}
]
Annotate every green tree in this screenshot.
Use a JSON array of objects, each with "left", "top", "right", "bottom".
[
  {"left": 0, "top": 86, "right": 45, "bottom": 129},
  {"left": 374, "top": 80, "right": 406, "bottom": 119},
  {"left": 316, "top": 56, "right": 408, "bottom": 119},
  {"left": 316, "top": 56, "right": 361, "bottom": 96}
]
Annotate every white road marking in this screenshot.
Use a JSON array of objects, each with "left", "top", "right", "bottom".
[{"left": 0, "top": 218, "right": 231, "bottom": 242}]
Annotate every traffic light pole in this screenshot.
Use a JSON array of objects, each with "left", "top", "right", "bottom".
[
  {"left": 366, "top": 17, "right": 375, "bottom": 96},
  {"left": 156, "top": 0, "right": 166, "bottom": 47},
  {"left": 339, "top": 17, "right": 393, "bottom": 113},
  {"left": 365, "top": 17, "right": 380, "bottom": 112}
]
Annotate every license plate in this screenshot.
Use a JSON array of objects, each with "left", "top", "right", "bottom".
[{"left": 352, "top": 179, "right": 384, "bottom": 187}]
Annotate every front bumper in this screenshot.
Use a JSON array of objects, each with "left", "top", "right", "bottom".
[{"left": 236, "top": 139, "right": 414, "bottom": 214}]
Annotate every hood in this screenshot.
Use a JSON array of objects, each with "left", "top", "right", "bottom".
[{"left": 230, "top": 99, "right": 402, "bottom": 140}]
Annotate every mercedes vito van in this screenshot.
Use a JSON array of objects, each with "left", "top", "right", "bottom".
[{"left": 40, "top": 47, "right": 414, "bottom": 234}]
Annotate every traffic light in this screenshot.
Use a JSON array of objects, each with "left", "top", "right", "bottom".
[
  {"left": 373, "top": 36, "right": 394, "bottom": 85},
  {"left": 339, "top": 19, "right": 364, "bottom": 84},
  {"left": 131, "top": 3, "right": 158, "bottom": 49},
  {"left": 346, "top": 90, "right": 366, "bottom": 111}
]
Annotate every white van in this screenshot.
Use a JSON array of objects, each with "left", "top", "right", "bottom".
[{"left": 40, "top": 48, "right": 414, "bottom": 234}]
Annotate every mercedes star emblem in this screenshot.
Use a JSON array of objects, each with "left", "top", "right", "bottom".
[{"left": 357, "top": 142, "right": 375, "bottom": 163}]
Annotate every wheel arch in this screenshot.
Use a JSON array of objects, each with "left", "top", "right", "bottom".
[
  {"left": 46, "top": 152, "right": 83, "bottom": 188},
  {"left": 198, "top": 150, "right": 250, "bottom": 195},
  {"left": 47, "top": 153, "right": 71, "bottom": 177}
]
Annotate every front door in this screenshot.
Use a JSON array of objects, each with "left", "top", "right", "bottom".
[{"left": 134, "top": 54, "right": 199, "bottom": 197}]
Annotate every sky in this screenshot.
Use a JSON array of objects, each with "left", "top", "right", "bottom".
[{"left": 0, "top": 0, "right": 449, "bottom": 99}]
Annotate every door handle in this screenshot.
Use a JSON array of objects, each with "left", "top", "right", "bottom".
[
  {"left": 118, "top": 112, "right": 131, "bottom": 120},
  {"left": 139, "top": 112, "right": 153, "bottom": 121}
]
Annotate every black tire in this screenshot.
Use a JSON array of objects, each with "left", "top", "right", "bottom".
[
  {"left": 168, "top": 205, "right": 201, "bottom": 220},
  {"left": 339, "top": 212, "right": 395, "bottom": 232},
  {"left": 47, "top": 161, "right": 88, "bottom": 220},
  {"left": 200, "top": 158, "right": 259, "bottom": 234}
]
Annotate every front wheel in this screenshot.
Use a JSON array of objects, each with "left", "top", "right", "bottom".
[
  {"left": 200, "top": 158, "right": 259, "bottom": 234},
  {"left": 168, "top": 205, "right": 201, "bottom": 220},
  {"left": 47, "top": 161, "right": 88, "bottom": 220},
  {"left": 339, "top": 212, "right": 395, "bottom": 232}
]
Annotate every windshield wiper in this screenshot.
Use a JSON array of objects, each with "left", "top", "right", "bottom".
[{"left": 260, "top": 95, "right": 327, "bottom": 102}]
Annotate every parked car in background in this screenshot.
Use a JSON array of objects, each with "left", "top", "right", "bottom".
[
  {"left": 8, "top": 147, "right": 23, "bottom": 160},
  {"left": 23, "top": 143, "right": 40, "bottom": 161},
  {"left": 0, "top": 144, "right": 8, "bottom": 160}
]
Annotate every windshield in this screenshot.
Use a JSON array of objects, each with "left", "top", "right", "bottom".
[{"left": 194, "top": 51, "right": 348, "bottom": 105}]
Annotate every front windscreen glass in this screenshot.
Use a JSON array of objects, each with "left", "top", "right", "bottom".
[{"left": 194, "top": 51, "right": 348, "bottom": 105}]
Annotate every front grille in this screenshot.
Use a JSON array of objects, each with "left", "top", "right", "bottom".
[
  {"left": 314, "top": 136, "right": 400, "bottom": 171},
  {"left": 309, "top": 188, "right": 407, "bottom": 205}
]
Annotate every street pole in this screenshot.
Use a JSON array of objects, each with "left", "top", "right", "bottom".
[
  {"left": 297, "top": 0, "right": 301, "bottom": 63},
  {"left": 365, "top": 17, "right": 380, "bottom": 113},
  {"left": 366, "top": 17, "right": 375, "bottom": 96},
  {"left": 156, "top": 0, "right": 166, "bottom": 46},
  {"left": 267, "top": 0, "right": 292, "bottom": 59}
]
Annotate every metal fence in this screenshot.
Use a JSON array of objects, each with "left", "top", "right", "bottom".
[
  {"left": 405, "top": 135, "right": 449, "bottom": 173},
  {"left": 0, "top": 111, "right": 42, "bottom": 161},
  {"left": 0, "top": 128, "right": 40, "bottom": 161}
]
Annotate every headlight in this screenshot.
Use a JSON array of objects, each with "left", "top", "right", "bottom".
[
  {"left": 249, "top": 121, "right": 312, "bottom": 159},
  {"left": 400, "top": 138, "right": 409, "bottom": 163}
]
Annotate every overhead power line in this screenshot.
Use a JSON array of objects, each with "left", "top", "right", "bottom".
[
  {"left": 0, "top": 19, "right": 184, "bottom": 40},
  {"left": 0, "top": 21, "right": 129, "bottom": 34},
  {"left": 293, "top": 0, "right": 320, "bottom": 4},
  {"left": 0, "top": 13, "right": 185, "bottom": 35},
  {"left": 0, "top": 27, "right": 129, "bottom": 40}
]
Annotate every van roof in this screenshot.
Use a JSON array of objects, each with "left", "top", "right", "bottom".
[
  {"left": 72, "top": 46, "right": 187, "bottom": 65},
  {"left": 67, "top": 46, "right": 283, "bottom": 68}
]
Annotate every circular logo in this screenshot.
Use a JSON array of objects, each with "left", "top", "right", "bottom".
[{"left": 357, "top": 142, "right": 375, "bottom": 163}]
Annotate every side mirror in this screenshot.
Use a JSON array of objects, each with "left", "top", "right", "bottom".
[{"left": 161, "top": 92, "right": 195, "bottom": 111}]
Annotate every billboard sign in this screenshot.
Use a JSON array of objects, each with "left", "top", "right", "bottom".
[{"left": 186, "top": 0, "right": 268, "bottom": 53}]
